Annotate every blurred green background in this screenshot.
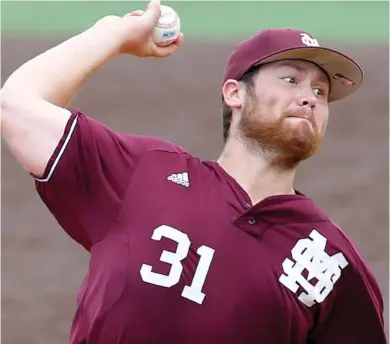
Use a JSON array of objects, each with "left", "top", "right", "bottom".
[{"left": 2, "top": 1, "right": 389, "bottom": 42}]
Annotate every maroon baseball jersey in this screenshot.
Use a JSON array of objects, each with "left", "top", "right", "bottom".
[{"left": 35, "top": 110, "right": 387, "bottom": 344}]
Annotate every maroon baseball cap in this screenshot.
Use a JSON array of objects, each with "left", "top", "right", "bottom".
[{"left": 222, "top": 28, "right": 363, "bottom": 102}]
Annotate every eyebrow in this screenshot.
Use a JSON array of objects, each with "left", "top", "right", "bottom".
[{"left": 276, "top": 60, "right": 330, "bottom": 84}]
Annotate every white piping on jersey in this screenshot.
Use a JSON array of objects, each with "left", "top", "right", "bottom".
[{"left": 35, "top": 115, "right": 78, "bottom": 183}]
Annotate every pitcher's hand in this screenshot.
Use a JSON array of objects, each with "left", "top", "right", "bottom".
[{"left": 94, "top": 0, "right": 184, "bottom": 58}]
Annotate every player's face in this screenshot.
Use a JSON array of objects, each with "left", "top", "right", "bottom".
[{"left": 239, "top": 59, "right": 330, "bottom": 168}]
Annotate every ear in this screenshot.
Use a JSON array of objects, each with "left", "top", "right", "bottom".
[{"left": 222, "top": 79, "right": 243, "bottom": 109}]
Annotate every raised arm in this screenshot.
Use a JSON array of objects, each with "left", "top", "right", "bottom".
[{"left": 1, "top": 0, "right": 183, "bottom": 178}]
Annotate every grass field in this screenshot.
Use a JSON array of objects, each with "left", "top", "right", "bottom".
[{"left": 2, "top": 1, "right": 389, "bottom": 42}]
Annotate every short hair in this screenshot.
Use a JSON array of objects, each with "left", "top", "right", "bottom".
[{"left": 221, "top": 65, "right": 261, "bottom": 142}]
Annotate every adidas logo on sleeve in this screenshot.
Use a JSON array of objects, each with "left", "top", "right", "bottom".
[{"left": 167, "top": 172, "right": 190, "bottom": 188}]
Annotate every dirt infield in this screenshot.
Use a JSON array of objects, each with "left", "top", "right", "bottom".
[{"left": 2, "top": 36, "right": 389, "bottom": 343}]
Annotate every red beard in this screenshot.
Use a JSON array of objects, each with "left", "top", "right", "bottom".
[{"left": 238, "top": 97, "right": 323, "bottom": 169}]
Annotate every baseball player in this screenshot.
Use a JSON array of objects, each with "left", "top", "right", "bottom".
[{"left": 1, "top": 0, "right": 387, "bottom": 343}]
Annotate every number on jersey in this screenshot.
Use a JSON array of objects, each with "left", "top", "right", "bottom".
[{"left": 140, "top": 225, "right": 215, "bottom": 305}]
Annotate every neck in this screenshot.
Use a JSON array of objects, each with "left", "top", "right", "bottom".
[{"left": 217, "top": 137, "right": 297, "bottom": 205}]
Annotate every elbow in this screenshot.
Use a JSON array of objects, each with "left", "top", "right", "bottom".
[
  {"left": 0, "top": 89, "right": 13, "bottom": 122},
  {"left": 0, "top": 90, "right": 18, "bottom": 129},
  {"left": 0, "top": 89, "right": 37, "bottom": 135},
  {"left": 1, "top": 88, "right": 21, "bottom": 114},
  {"left": 1, "top": 71, "right": 40, "bottom": 110},
  {"left": 0, "top": 89, "right": 18, "bottom": 135},
  {"left": 1, "top": 88, "right": 37, "bottom": 119}
]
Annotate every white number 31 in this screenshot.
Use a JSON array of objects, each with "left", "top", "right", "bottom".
[{"left": 140, "top": 225, "right": 215, "bottom": 305}]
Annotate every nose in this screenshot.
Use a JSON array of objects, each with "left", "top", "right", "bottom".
[{"left": 298, "top": 92, "right": 316, "bottom": 110}]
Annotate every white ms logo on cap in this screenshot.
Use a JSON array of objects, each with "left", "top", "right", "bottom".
[{"left": 300, "top": 33, "right": 319, "bottom": 47}]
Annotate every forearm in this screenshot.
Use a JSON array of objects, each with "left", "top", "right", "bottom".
[{"left": 1, "top": 17, "right": 124, "bottom": 108}]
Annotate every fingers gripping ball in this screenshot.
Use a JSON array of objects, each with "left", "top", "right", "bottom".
[{"left": 152, "top": 5, "right": 181, "bottom": 47}]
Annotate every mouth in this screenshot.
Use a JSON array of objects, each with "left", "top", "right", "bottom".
[
  {"left": 286, "top": 116, "right": 311, "bottom": 121},
  {"left": 286, "top": 116, "right": 315, "bottom": 129}
]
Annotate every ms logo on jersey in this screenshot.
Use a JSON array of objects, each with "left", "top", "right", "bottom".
[
  {"left": 300, "top": 33, "right": 320, "bottom": 47},
  {"left": 279, "top": 229, "right": 349, "bottom": 307}
]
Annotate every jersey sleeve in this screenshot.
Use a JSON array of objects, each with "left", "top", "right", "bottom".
[
  {"left": 309, "top": 253, "right": 387, "bottom": 343},
  {"left": 34, "top": 109, "right": 186, "bottom": 251}
]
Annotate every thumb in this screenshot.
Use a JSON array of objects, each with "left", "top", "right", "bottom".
[{"left": 143, "top": 0, "right": 161, "bottom": 26}]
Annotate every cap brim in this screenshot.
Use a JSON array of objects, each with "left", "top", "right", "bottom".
[{"left": 254, "top": 47, "right": 363, "bottom": 102}]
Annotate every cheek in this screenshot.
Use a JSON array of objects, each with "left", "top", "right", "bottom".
[
  {"left": 316, "top": 108, "right": 329, "bottom": 131},
  {"left": 256, "top": 88, "right": 286, "bottom": 115}
]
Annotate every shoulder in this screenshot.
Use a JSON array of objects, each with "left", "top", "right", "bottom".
[
  {"left": 119, "top": 132, "right": 189, "bottom": 156},
  {"left": 71, "top": 108, "right": 192, "bottom": 157},
  {"left": 296, "top": 195, "right": 369, "bottom": 269},
  {"left": 312, "top": 214, "right": 371, "bottom": 273}
]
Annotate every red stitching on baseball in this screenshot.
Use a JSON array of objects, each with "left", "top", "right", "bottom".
[{"left": 156, "top": 17, "right": 177, "bottom": 29}]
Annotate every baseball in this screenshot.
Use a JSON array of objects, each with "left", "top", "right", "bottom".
[{"left": 152, "top": 5, "right": 181, "bottom": 47}]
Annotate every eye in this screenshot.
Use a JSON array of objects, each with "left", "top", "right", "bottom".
[
  {"left": 313, "top": 87, "right": 325, "bottom": 97},
  {"left": 282, "top": 76, "right": 297, "bottom": 84}
]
